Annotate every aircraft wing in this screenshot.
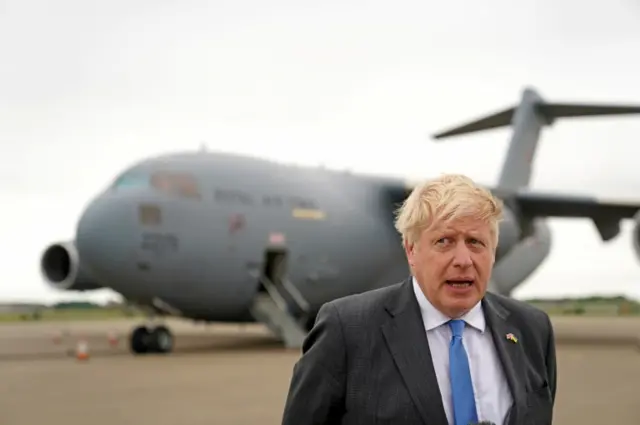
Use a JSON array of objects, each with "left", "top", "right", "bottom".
[
  {"left": 389, "top": 181, "right": 640, "bottom": 242},
  {"left": 512, "top": 191, "right": 640, "bottom": 241},
  {"left": 388, "top": 179, "right": 640, "bottom": 242}
]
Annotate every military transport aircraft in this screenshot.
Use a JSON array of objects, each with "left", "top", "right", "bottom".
[{"left": 39, "top": 86, "right": 640, "bottom": 355}]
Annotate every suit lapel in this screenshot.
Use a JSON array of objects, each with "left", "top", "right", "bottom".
[
  {"left": 482, "top": 295, "right": 528, "bottom": 424},
  {"left": 381, "top": 279, "right": 448, "bottom": 425}
]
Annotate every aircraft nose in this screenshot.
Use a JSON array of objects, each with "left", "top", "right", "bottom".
[{"left": 75, "top": 193, "right": 139, "bottom": 276}]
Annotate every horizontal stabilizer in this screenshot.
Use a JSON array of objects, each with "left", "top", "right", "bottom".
[
  {"left": 433, "top": 92, "right": 640, "bottom": 141},
  {"left": 433, "top": 107, "right": 515, "bottom": 139},
  {"left": 538, "top": 103, "right": 640, "bottom": 119},
  {"left": 514, "top": 192, "right": 640, "bottom": 241}
]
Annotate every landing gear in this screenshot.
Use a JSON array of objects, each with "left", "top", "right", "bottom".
[{"left": 129, "top": 324, "right": 174, "bottom": 355}]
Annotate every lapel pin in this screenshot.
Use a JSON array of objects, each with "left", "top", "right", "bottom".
[{"left": 505, "top": 333, "right": 518, "bottom": 343}]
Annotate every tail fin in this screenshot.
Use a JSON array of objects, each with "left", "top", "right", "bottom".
[{"left": 432, "top": 87, "right": 640, "bottom": 192}]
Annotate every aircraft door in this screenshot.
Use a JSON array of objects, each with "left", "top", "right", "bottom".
[
  {"left": 258, "top": 246, "right": 310, "bottom": 318},
  {"left": 261, "top": 247, "right": 288, "bottom": 291}
]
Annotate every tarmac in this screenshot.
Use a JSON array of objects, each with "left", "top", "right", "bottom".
[{"left": 0, "top": 316, "right": 638, "bottom": 425}]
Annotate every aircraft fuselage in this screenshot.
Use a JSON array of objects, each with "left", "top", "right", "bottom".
[{"left": 44, "top": 152, "right": 415, "bottom": 323}]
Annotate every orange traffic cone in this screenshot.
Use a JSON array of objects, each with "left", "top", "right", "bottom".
[{"left": 75, "top": 339, "right": 90, "bottom": 361}]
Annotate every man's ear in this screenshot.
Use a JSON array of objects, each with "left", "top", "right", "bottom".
[{"left": 403, "top": 239, "right": 415, "bottom": 266}]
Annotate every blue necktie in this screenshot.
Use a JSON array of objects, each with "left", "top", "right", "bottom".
[{"left": 449, "top": 319, "right": 478, "bottom": 425}]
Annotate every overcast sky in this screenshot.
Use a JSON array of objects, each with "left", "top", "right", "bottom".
[{"left": 2, "top": 0, "right": 640, "bottom": 304}]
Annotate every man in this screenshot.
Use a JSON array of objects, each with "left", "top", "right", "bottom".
[{"left": 281, "top": 174, "right": 557, "bottom": 425}]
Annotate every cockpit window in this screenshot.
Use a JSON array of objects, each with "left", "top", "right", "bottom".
[
  {"left": 150, "top": 171, "right": 201, "bottom": 199},
  {"left": 112, "top": 169, "right": 201, "bottom": 200},
  {"left": 112, "top": 173, "right": 148, "bottom": 190}
]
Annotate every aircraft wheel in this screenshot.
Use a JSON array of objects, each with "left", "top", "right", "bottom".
[
  {"left": 130, "top": 326, "right": 151, "bottom": 354},
  {"left": 149, "top": 325, "right": 174, "bottom": 354}
]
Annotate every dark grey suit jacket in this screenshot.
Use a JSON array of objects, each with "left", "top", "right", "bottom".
[{"left": 281, "top": 277, "right": 557, "bottom": 425}]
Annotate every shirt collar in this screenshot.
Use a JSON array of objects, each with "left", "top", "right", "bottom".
[{"left": 412, "top": 276, "right": 486, "bottom": 333}]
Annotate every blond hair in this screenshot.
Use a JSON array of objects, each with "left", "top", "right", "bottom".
[{"left": 394, "top": 173, "right": 503, "bottom": 246}]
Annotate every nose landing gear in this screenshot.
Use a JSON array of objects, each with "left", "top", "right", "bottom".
[{"left": 130, "top": 324, "right": 174, "bottom": 354}]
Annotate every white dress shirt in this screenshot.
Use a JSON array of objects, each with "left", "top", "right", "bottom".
[{"left": 412, "top": 278, "right": 513, "bottom": 425}]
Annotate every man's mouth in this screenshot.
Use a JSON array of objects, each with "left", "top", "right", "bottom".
[{"left": 445, "top": 279, "right": 474, "bottom": 288}]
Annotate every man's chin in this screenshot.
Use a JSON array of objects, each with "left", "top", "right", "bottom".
[{"left": 440, "top": 292, "right": 480, "bottom": 317}]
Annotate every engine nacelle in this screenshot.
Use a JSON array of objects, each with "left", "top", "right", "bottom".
[
  {"left": 490, "top": 218, "right": 553, "bottom": 297},
  {"left": 632, "top": 211, "right": 640, "bottom": 262},
  {"left": 40, "top": 241, "right": 103, "bottom": 291},
  {"left": 496, "top": 206, "right": 521, "bottom": 259}
]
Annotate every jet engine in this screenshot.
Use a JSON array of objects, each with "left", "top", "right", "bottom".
[
  {"left": 490, "top": 217, "right": 553, "bottom": 297},
  {"left": 40, "top": 241, "right": 102, "bottom": 291},
  {"left": 496, "top": 206, "right": 521, "bottom": 260},
  {"left": 632, "top": 211, "right": 640, "bottom": 262}
]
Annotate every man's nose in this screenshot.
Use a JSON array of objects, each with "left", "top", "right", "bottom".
[{"left": 452, "top": 244, "right": 473, "bottom": 267}]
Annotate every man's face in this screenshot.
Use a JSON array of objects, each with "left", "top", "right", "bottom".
[{"left": 404, "top": 215, "right": 495, "bottom": 318}]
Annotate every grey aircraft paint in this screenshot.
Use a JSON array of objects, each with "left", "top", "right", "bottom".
[{"left": 39, "top": 86, "right": 640, "bottom": 354}]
